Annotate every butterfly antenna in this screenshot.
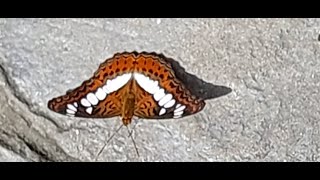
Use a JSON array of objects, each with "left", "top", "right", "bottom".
[
  {"left": 95, "top": 124, "right": 124, "bottom": 160},
  {"left": 126, "top": 125, "right": 140, "bottom": 157},
  {"left": 128, "top": 118, "right": 140, "bottom": 138}
]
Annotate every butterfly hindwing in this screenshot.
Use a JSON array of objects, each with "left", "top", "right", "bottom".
[
  {"left": 134, "top": 81, "right": 166, "bottom": 119},
  {"left": 134, "top": 86, "right": 177, "bottom": 119},
  {"left": 70, "top": 90, "right": 122, "bottom": 118}
]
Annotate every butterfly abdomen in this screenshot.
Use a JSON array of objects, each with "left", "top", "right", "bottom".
[{"left": 121, "top": 90, "right": 135, "bottom": 126}]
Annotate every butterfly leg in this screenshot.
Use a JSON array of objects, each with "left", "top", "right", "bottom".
[
  {"left": 127, "top": 117, "right": 140, "bottom": 138},
  {"left": 95, "top": 123, "right": 124, "bottom": 161},
  {"left": 126, "top": 125, "right": 140, "bottom": 157}
]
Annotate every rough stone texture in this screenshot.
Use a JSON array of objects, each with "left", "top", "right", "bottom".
[{"left": 0, "top": 18, "right": 319, "bottom": 162}]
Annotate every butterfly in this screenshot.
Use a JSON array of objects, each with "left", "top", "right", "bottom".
[{"left": 48, "top": 52, "right": 205, "bottom": 126}]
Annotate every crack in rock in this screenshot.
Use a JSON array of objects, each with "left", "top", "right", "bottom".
[{"left": 0, "top": 63, "right": 80, "bottom": 162}]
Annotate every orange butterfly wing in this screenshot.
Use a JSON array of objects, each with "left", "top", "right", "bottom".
[
  {"left": 72, "top": 90, "right": 124, "bottom": 118},
  {"left": 48, "top": 52, "right": 205, "bottom": 120},
  {"left": 134, "top": 83, "right": 162, "bottom": 119},
  {"left": 132, "top": 52, "right": 205, "bottom": 119}
]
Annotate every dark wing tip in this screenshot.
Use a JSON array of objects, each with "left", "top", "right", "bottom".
[{"left": 47, "top": 97, "right": 67, "bottom": 115}]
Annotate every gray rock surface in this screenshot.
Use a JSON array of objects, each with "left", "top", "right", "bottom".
[{"left": 0, "top": 18, "right": 319, "bottom": 162}]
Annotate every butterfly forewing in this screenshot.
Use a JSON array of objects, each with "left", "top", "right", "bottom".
[
  {"left": 132, "top": 53, "right": 205, "bottom": 119},
  {"left": 48, "top": 53, "right": 135, "bottom": 118}
]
